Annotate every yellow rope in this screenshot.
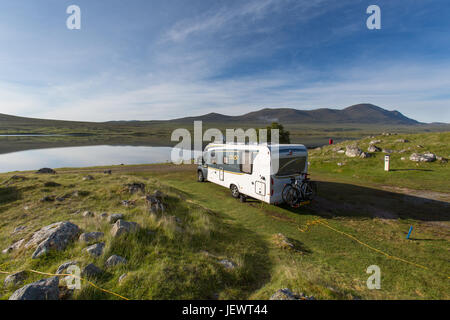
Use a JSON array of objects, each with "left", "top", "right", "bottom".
[
  {"left": 298, "top": 218, "right": 450, "bottom": 279},
  {"left": 0, "top": 268, "right": 130, "bottom": 300}
]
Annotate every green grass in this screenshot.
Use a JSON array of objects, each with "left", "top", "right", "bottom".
[
  {"left": 309, "top": 132, "right": 450, "bottom": 193},
  {"left": 0, "top": 132, "right": 449, "bottom": 300}
]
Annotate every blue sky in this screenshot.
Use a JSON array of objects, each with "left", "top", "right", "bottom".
[{"left": 0, "top": 0, "right": 449, "bottom": 122}]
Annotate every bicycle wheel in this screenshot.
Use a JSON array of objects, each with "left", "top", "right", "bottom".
[
  {"left": 282, "top": 184, "right": 300, "bottom": 207},
  {"left": 301, "top": 181, "right": 317, "bottom": 201}
]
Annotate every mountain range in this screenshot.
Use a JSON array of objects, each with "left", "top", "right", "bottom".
[{"left": 0, "top": 104, "right": 442, "bottom": 130}]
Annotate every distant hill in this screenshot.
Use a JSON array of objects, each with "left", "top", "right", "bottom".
[
  {"left": 168, "top": 104, "right": 421, "bottom": 125},
  {"left": 0, "top": 104, "right": 440, "bottom": 134}
]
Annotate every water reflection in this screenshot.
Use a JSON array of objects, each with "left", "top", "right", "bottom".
[{"left": 0, "top": 145, "right": 177, "bottom": 173}]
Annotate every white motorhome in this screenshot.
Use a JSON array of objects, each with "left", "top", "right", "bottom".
[{"left": 197, "top": 143, "right": 310, "bottom": 205}]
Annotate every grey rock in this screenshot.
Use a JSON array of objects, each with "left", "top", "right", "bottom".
[
  {"left": 36, "top": 168, "right": 56, "bottom": 174},
  {"left": 359, "top": 152, "right": 372, "bottom": 158},
  {"left": 370, "top": 139, "right": 381, "bottom": 144},
  {"left": 81, "top": 263, "right": 102, "bottom": 278},
  {"left": 368, "top": 145, "right": 381, "bottom": 152},
  {"left": 105, "top": 255, "right": 127, "bottom": 267},
  {"left": 2, "top": 239, "right": 25, "bottom": 254},
  {"left": 382, "top": 149, "right": 394, "bottom": 154},
  {"left": 270, "top": 288, "right": 315, "bottom": 300},
  {"left": 79, "top": 232, "right": 104, "bottom": 243},
  {"left": 145, "top": 195, "right": 165, "bottom": 213},
  {"left": 83, "top": 175, "right": 94, "bottom": 181},
  {"left": 219, "top": 259, "right": 236, "bottom": 270},
  {"left": 345, "top": 145, "right": 362, "bottom": 158},
  {"left": 86, "top": 242, "right": 105, "bottom": 257},
  {"left": 4, "top": 271, "right": 27, "bottom": 287},
  {"left": 25, "top": 221, "right": 80, "bottom": 259},
  {"left": 111, "top": 219, "right": 140, "bottom": 237},
  {"left": 82, "top": 211, "right": 95, "bottom": 218},
  {"left": 395, "top": 139, "right": 409, "bottom": 143},
  {"left": 409, "top": 153, "right": 436, "bottom": 162},
  {"left": 9, "top": 277, "right": 59, "bottom": 300},
  {"left": 108, "top": 213, "right": 124, "bottom": 224},
  {"left": 56, "top": 261, "right": 78, "bottom": 274},
  {"left": 125, "top": 182, "right": 145, "bottom": 194},
  {"left": 337, "top": 150, "right": 345, "bottom": 154}
]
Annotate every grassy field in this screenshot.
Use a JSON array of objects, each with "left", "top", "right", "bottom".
[{"left": 0, "top": 133, "right": 449, "bottom": 300}]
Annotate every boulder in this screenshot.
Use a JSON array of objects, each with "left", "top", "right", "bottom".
[
  {"left": 105, "top": 255, "right": 127, "bottom": 267},
  {"left": 382, "top": 149, "right": 394, "bottom": 154},
  {"left": 337, "top": 150, "right": 345, "bottom": 154},
  {"left": 125, "top": 182, "right": 146, "bottom": 194},
  {"left": 270, "top": 288, "right": 315, "bottom": 300},
  {"left": 145, "top": 195, "right": 165, "bottom": 213},
  {"left": 82, "top": 211, "right": 95, "bottom": 218},
  {"left": 108, "top": 213, "right": 124, "bottom": 224},
  {"left": 24, "top": 221, "right": 80, "bottom": 259},
  {"left": 345, "top": 145, "right": 362, "bottom": 158},
  {"left": 82, "top": 175, "right": 94, "bottom": 181},
  {"left": 219, "top": 259, "right": 236, "bottom": 270},
  {"left": 409, "top": 153, "right": 436, "bottom": 162},
  {"left": 79, "top": 232, "right": 104, "bottom": 243},
  {"left": 9, "top": 277, "right": 59, "bottom": 300},
  {"left": 367, "top": 145, "right": 381, "bottom": 152},
  {"left": 56, "top": 261, "right": 78, "bottom": 274},
  {"left": 36, "top": 168, "right": 56, "bottom": 174},
  {"left": 86, "top": 242, "right": 105, "bottom": 257},
  {"left": 359, "top": 152, "right": 372, "bottom": 158},
  {"left": 81, "top": 263, "right": 102, "bottom": 278},
  {"left": 2, "top": 239, "right": 25, "bottom": 254},
  {"left": 370, "top": 139, "right": 381, "bottom": 144},
  {"left": 4, "top": 271, "right": 27, "bottom": 287},
  {"left": 111, "top": 219, "right": 140, "bottom": 237},
  {"left": 395, "top": 139, "right": 409, "bottom": 143}
]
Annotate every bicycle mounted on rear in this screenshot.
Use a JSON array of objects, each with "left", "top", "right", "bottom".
[{"left": 281, "top": 173, "right": 317, "bottom": 207}]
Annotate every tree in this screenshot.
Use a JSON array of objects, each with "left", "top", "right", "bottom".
[{"left": 258, "top": 122, "right": 290, "bottom": 144}]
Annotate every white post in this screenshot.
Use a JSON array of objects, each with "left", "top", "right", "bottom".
[{"left": 384, "top": 155, "right": 390, "bottom": 171}]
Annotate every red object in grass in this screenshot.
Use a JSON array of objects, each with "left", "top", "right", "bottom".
[{"left": 329, "top": 138, "right": 333, "bottom": 145}]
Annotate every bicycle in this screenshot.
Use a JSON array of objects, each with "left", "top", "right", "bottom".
[{"left": 281, "top": 174, "right": 317, "bottom": 207}]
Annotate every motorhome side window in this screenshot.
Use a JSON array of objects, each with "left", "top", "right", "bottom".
[{"left": 240, "top": 151, "right": 253, "bottom": 174}]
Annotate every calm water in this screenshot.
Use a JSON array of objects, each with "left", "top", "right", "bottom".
[{"left": 0, "top": 145, "right": 185, "bottom": 173}]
